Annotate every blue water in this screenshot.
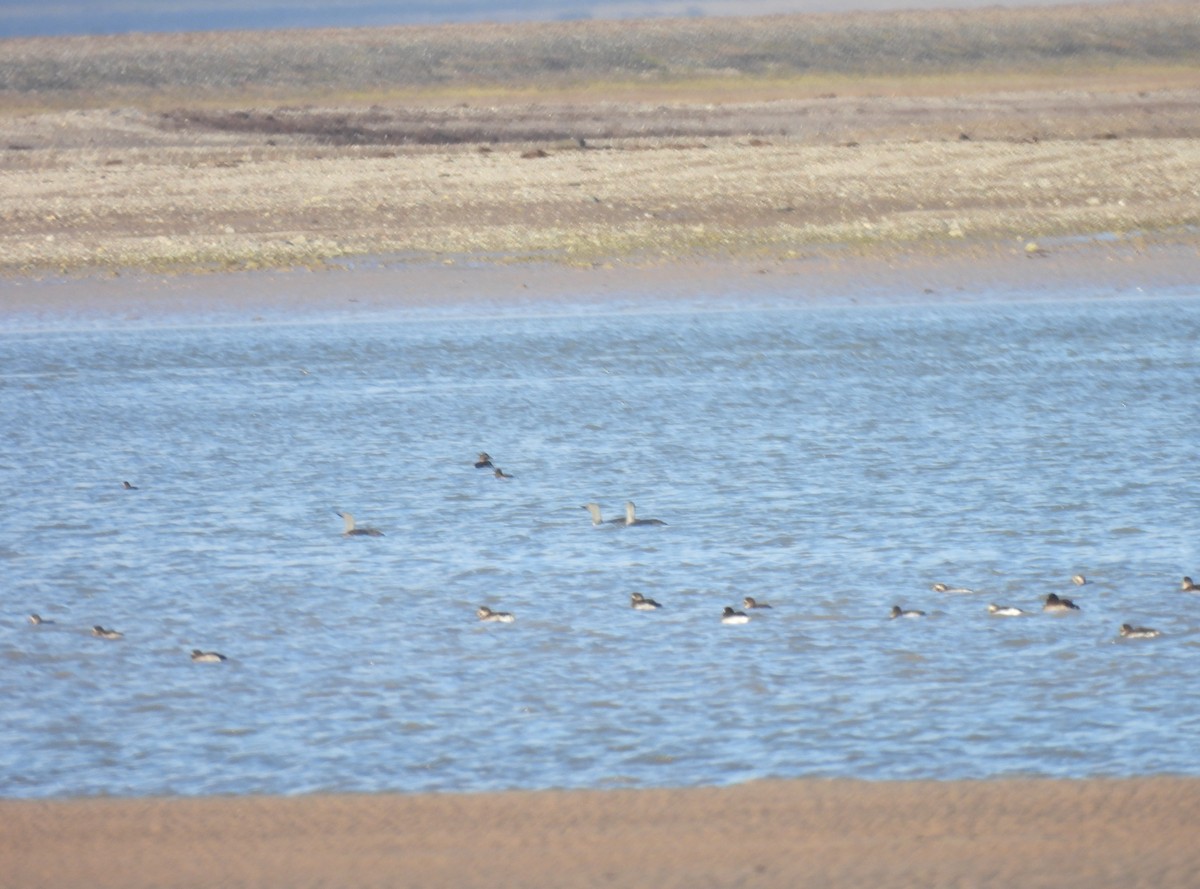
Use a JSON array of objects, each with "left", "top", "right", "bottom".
[{"left": 3, "top": 284, "right": 1200, "bottom": 798}]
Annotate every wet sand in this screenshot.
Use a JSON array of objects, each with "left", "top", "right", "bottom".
[{"left": 3, "top": 778, "right": 1200, "bottom": 888}]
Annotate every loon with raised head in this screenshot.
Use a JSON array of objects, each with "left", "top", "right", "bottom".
[
  {"left": 92, "top": 625, "right": 123, "bottom": 639},
  {"left": 1182, "top": 576, "right": 1200, "bottom": 593},
  {"left": 1043, "top": 593, "right": 1080, "bottom": 613},
  {"left": 931, "top": 583, "right": 975, "bottom": 594},
  {"left": 337, "top": 511, "right": 383, "bottom": 537},
  {"left": 476, "top": 606, "right": 515, "bottom": 623},
  {"left": 743, "top": 597, "right": 772, "bottom": 609},
  {"left": 583, "top": 503, "right": 624, "bottom": 526},
  {"left": 493, "top": 468, "right": 513, "bottom": 479},
  {"left": 721, "top": 606, "right": 750, "bottom": 625},
  {"left": 630, "top": 592, "right": 662, "bottom": 611},
  {"left": 624, "top": 501, "right": 666, "bottom": 526}
]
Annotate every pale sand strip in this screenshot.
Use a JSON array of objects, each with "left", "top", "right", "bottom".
[{"left": 3, "top": 778, "right": 1199, "bottom": 888}]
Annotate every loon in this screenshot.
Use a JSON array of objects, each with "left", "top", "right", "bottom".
[
  {"left": 743, "top": 597, "right": 772, "bottom": 609},
  {"left": 476, "top": 605, "right": 515, "bottom": 623},
  {"left": 583, "top": 503, "right": 624, "bottom": 526},
  {"left": 721, "top": 606, "right": 751, "bottom": 625},
  {"left": 1043, "top": 593, "right": 1080, "bottom": 613},
  {"left": 1119, "top": 623, "right": 1161, "bottom": 639},
  {"left": 630, "top": 592, "right": 662, "bottom": 610},
  {"left": 890, "top": 605, "right": 926, "bottom": 619},
  {"left": 474, "top": 452, "right": 494, "bottom": 469},
  {"left": 28, "top": 613, "right": 52, "bottom": 625},
  {"left": 122, "top": 481, "right": 138, "bottom": 490},
  {"left": 931, "top": 583, "right": 975, "bottom": 594},
  {"left": 1182, "top": 576, "right": 1200, "bottom": 593},
  {"left": 493, "top": 468, "right": 513, "bottom": 479},
  {"left": 92, "top": 625, "right": 123, "bottom": 639},
  {"left": 625, "top": 501, "right": 666, "bottom": 526},
  {"left": 337, "top": 511, "right": 383, "bottom": 537},
  {"left": 191, "top": 649, "right": 227, "bottom": 662},
  {"left": 987, "top": 604, "right": 1029, "bottom": 617}
]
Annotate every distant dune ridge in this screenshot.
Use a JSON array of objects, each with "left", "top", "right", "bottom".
[{"left": 0, "top": 0, "right": 1198, "bottom": 276}]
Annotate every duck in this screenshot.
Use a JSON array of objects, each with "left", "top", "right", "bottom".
[
  {"left": 92, "top": 625, "right": 123, "bottom": 639},
  {"left": 1182, "top": 576, "right": 1200, "bottom": 593},
  {"left": 931, "top": 583, "right": 975, "bottom": 594},
  {"left": 1071, "top": 574, "right": 1088, "bottom": 586},
  {"left": 1043, "top": 593, "right": 1080, "bottom": 613},
  {"left": 476, "top": 606, "right": 515, "bottom": 623},
  {"left": 890, "top": 605, "right": 926, "bottom": 619},
  {"left": 474, "top": 452, "right": 494, "bottom": 469},
  {"left": 191, "top": 649, "right": 227, "bottom": 662},
  {"left": 582, "top": 503, "right": 624, "bottom": 526},
  {"left": 624, "top": 501, "right": 666, "bottom": 526},
  {"left": 1119, "top": 623, "right": 1161, "bottom": 639},
  {"left": 743, "top": 597, "right": 772, "bottom": 609},
  {"left": 630, "top": 592, "right": 662, "bottom": 611},
  {"left": 336, "top": 511, "right": 383, "bottom": 537},
  {"left": 721, "top": 606, "right": 751, "bottom": 625},
  {"left": 987, "top": 604, "right": 1028, "bottom": 617},
  {"left": 122, "top": 481, "right": 138, "bottom": 490},
  {"left": 493, "top": 468, "right": 513, "bottom": 479}
]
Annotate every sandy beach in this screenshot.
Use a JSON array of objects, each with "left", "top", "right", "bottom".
[
  {"left": 2, "top": 778, "right": 1199, "bottom": 888},
  {"left": 3, "top": 4, "right": 1200, "bottom": 887}
]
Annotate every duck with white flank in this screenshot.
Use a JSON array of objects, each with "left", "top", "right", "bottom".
[
  {"left": 1043, "top": 593, "right": 1080, "bottom": 613},
  {"left": 987, "top": 604, "right": 1029, "bottom": 617},
  {"left": 624, "top": 501, "right": 666, "bottom": 526},
  {"left": 630, "top": 592, "right": 662, "bottom": 611},
  {"left": 582, "top": 503, "right": 624, "bottom": 526},
  {"left": 476, "top": 606, "right": 515, "bottom": 623},
  {"left": 191, "top": 649, "right": 228, "bottom": 662},
  {"left": 743, "top": 597, "right": 772, "bottom": 609},
  {"left": 890, "top": 605, "right": 926, "bottom": 619},
  {"left": 474, "top": 452, "right": 494, "bottom": 469},
  {"left": 337, "top": 511, "right": 383, "bottom": 537},
  {"left": 1119, "top": 624, "right": 1161, "bottom": 639},
  {"left": 1118, "top": 623, "right": 1156, "bottom": 638},
  {"left": 721, "top": 606, "right": 751, "bottom": 625},
  {"left": 92, "top": 626, "right": 123, "bottom": 639}
]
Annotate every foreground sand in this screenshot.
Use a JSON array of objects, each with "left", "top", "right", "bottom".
[{"left": 3, "top": 778, "right": 1200, "bottom": 888}]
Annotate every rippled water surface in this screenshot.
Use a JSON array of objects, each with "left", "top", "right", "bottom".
[{"left": 3, "top": 283, "right": 1200, "bottom": 798}]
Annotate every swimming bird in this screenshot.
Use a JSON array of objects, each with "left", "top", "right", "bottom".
[
  {"left": 890, "top": 605, "right": 926, "bottom": 619},
  {"left": 336, "top": 511, "right": 383, "bottom": 537},
  {"left": 625, "top": 501, "right": 666, "bottom": 526},
  {"left": 721, "top": 606, "right": 751, "bottom": 625},
  {"left": 582, "top": 503, "right": 624, "bottom": 526},
  {"left": 987, "top": 604, "right": 1028, "bottom": 617},
  {"left": 474, "top": 452, "right": 494, "bottom": 469},
  {"left": 191, "top": 649, "right": 227, "bottom": 662},
  {"left": 476, "top": 605, "right": 515, "bottom": 623},
  {"left": 1119, "top": 623, "right": 1161, "bottom": 639},
  {"left": 630, "top": 592, "right": 662, "bottom": 611},
  {"left": 92, "top": 625, "right": 123, "bottom": 639},
  {"left": 1182, "top": 576, "right": 1200, "bottom": 593},
  {"left": 493, "top": 468, "right": 513, "bottom": 479},
  {"left": 28, "top": 613, "right": 52, "bottom": 625},
  {"left": 1071, "top": 574, "right": 1088, "bottom": 586},
  {"left": 1043, "top": 593, "right": 1080, "bottom": 613},
  {"left": 743, "top": 597, "right": 772, "bottom": 609},
  {"left": 122, "top": 481, "right": 138, "bottom": 490},
  {"left": 931, "top": 583, "right": 975, "bottom": 594}
]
